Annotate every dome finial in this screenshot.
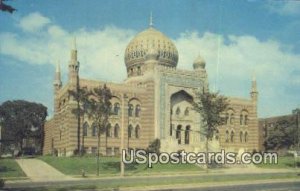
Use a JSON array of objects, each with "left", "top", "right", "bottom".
[{"left": 149, "top": 12, "right": 153, "bottom": 27}]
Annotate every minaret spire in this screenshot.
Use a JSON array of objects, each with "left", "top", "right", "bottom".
[
  {"left": 149, "top": 12, "right": 153, "bottom": 27},
  {"left": 54, "top": 60, "right": 62, "bottom": 90},
  {"left": 251, "top": 72, "right": 258, "bottom": 102},
  {"left": 68, "top": 36, "right": 79, "bottom": 86}
]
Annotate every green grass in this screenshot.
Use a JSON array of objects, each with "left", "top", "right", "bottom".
[
  {"left": 256, "top": 156, "right": 300, "bottom": 169},
  {"left": 38, "top": 156, "right": 202, "bottom": 176},
  {"left": 0, "top": 158, "right": 26, "bottom": 179}
]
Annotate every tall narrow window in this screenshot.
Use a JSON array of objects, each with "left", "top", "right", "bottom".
[
  {"left": 128, "top": 104, "right": 133, "bottom": 117},
  {"left": 114, "top": 103, "right": 120, "bottom": 115},
  {"left": 135, "top": 125, "right": 140, "bottom": 138},
  {"left": 114, "top": 124, "right": 120, "bottom": 138},
  {"left": 92, "top": 123, "right": 97, "bottom": 137},
  {"left": 230, "top": 131, "right": 234, "bottom": 143},
  {"left": 106, "top": 123, "right": 112, "bottom": 137},
  {"left": 240, "top": 131, "right": 243, "bottom": 143},
  {"left": 128, "top": 125, "right": 133, "bottom": 138},
  {"left": 225, "top": 130, "right": 229, "bottom": 142},
  {"left": 135, "top": 104, "right": 141, "bottom": 117},
  {"left": 185, "top": 126, "right": 190, "bottom": 144},
  {"left": 176, "top": 125, "right": 182, "bottom": 144},
  {"left": 83, "top": 122, "right": 89, "bottom": 137},
  {"left": 245, "top": 132, "right": 248, "bottom": 143},
  {"left": 176, "top": 107, "right": 180, "bottom": 115}
]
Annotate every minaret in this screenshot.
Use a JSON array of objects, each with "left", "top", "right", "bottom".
[
  {"left": 250, "top": 73, "right": 258, "bottom": 103},
  {"left": 53, "top": 62, "right": 62, "bottom": 91},
  {"left": 53, "top": 61, "right": 62, "bottom": 113},
  {"left": 68, "top": 37, "right": 80, "bottom": 87}
]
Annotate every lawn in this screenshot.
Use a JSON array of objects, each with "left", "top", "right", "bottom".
[
  {"left": 39, "top": 155, "right": 202, "bottom": 176},
  {"left": 0, "top": 158, "right": 26, "bottom": 179},
  {"left": 256, "top": 156, "right": 300, "bottom": 169}
]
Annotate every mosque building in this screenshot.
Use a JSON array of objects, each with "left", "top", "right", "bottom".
[{"left": 43, "top": 20, "right": 259, "bottom": 156}]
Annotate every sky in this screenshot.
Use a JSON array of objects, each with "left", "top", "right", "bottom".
[{"left": 0, "top": 0, "right": 300, "bottom": 118}]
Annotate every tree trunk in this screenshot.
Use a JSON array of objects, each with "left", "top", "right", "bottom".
[{"left": 97, "top": 131, "right": 101, "bottom": 176}]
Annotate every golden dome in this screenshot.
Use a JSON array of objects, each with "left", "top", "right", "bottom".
[{"left": 124, "top": 27, "right": 178, "bottom": 70}]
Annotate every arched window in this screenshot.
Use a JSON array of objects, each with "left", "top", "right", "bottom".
[
  {"left": 240, "top": 114, "right": 243, "bottom": 125},
  {"left": 135, "top": 104, "right": 141, "bottom": 117},
  {"left": 135, "top": 125, "right": 140, "bottom": 138},
  {"left": 230, "top": 113, "right": 234, "bottom": 125},
  {"left": 113, "top": 103, "right": 120, "bottom": 115},
  {"left": 230, "top": 131, "right": 234, "bottom": 143},
  {"left": 106, "top": 123, "right": 112, "bottom": 137},
  {"left": 83, "top": 122, "right": 89, "bottom": 137},
  {"left": 225, "top": 130, "right": 229, "bottom": 142},
  {"left": 137, "top": 66, "right": 141, "bottom": 75},
  {"left": 226, "top": 113, "right": 229, "bottom": 124},
  {"left": 185, "top": 126, "right": 190, "bottom": 144},
  {"left": 244, "top": 115, "right": 248, "bottom": 125},
  {"left": 128, "top": 104, "right": 134, "bottom": 117},
  {"left": 184, "top": 107, "right": 189, "bottom": 116},
  {"left": 245, "top": 132, "right": 248, "bottom": 143},
  {"left": 128, "top": 125, "right": 133, "bottom": 138},
  {"left": 176, "top": 107, "right": 181, "bottom": 115},
  {"left": 240, "top": 131, "right": 243, "bottom": 143},
  {"left": 114, "top": 124, "right": 120, "bottom": 138},
  {"left": 92, "top": 123, "right": 97, "bottom": 137},
  {"left": 176, "top": 125, "right": 182, "bottom": 144}
]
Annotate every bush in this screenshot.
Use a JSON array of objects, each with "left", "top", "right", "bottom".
[{"left": 0, "top": 179, "right": 5, "bottom": 188}]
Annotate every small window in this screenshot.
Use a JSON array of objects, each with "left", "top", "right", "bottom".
[
  {"left": 176, "top": 107, "right": 181, "bottom": 115},
  {"left": 230, "top": 131, "right": 234, "bottom": 143},
  {"left": 114, "top": 124, "right": 120, "bottom": 138},
  {"left": 184, "top": 107, "right": 189, "bottom": 116}
]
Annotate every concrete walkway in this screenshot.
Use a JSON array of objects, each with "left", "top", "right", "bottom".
[{"left": 15, "top": 158, "right": 74, "bottom": 181}]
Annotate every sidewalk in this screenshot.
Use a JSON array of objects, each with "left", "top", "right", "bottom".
[{"left": 15, "top": 158, "right": 74, "bottom": 181}]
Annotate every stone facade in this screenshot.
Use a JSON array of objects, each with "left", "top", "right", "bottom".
[{"left": 43, "top": 24, "right": 260, "bottom": 156}]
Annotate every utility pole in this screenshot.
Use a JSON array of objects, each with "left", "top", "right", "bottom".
[{"left": 120, "top": 94, "right": 127, "bottom": 176}]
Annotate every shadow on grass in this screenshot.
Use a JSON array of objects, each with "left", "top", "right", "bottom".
[
  {"left": 286, "top": 161, "right": 300, "bottom": 168},
  {"left": 5, "top": 185, "right": 99, "bottom": 191},
  {"left": 101, "top": 161, "right": 139, "bottom": 172}
]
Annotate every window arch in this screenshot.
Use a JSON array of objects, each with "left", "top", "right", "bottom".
[
  {"left": 230, "top": 131, "right": 234, "bottom": 143},
  {"left": 113, "top": 103, "right": 120, "bottom": 115},
  {"left": 135, "top": 104, "right": 141, "bottom": 117},
  {"left": 128, "top": 104, "right": 134, "bottom": 117},
  {"left": 92, "top": 123, "right": 97, "bottom": 137},
  {"left": 106, "top": 123, "right": 112, "bottom": 137},
  {"left": 114, "top": 124, "right": 120, "bottom": 138},
  {"left": 128, "top": 125, "right": 133, "bottom": 138},
  {"left": 83, "top": 122, "right": 89, "bottom": 137},
  {"left": 135, "top": 125, "right": 140, "bottom": 138}
]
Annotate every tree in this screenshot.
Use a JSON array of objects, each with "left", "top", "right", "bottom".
[
  {"left": 192, "top": 89, "right": 228, "bottom": 168},
  {"left": 0, "top": 100, "right": 47, "bottom": 153},
  {"left": 264, "top": 119, "right": 297, "bottom": 151},
  {"left": 0, "top": 0, "right": 16, "bottom": 13},
  {"left": 86, "top": 84, "right": 112, "bottom": 176},
  {"left": 146, "top": 139, "right": 160, "bottom": 154},
  {"left": 69, "top": 86, "right": 90, "bottom": 155}
]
